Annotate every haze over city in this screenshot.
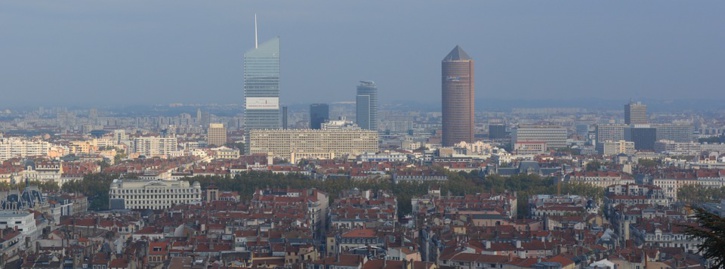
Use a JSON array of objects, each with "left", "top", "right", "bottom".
[{"left": 2, "top": 0, "right": 724, "bottom": 107}]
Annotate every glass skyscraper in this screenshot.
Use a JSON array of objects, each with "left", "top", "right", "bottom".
[
  {"left": 244, "top": 37, "right": 280, "bottom": 131},
  {"left": 310, "top": 103, "right": 329, "bottom": 130},
  {"left": 356, "top": 81, "right": 378, "bottom": 131}
]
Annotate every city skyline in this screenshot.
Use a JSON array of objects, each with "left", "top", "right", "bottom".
[{"left": 1, "top": 1, "right": 725, "bottom": 107}]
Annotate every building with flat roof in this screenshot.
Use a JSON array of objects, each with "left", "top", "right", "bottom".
[
  {"left": 602, "top": 140, "right": 636, "bottom": 156},
  {"left": 310, "top": 104, "right": 329, "bottom": 130},
  {"left": 625, "top": 101, "right": 647, "bottom": 125},
  {"left": 512, "top": 125, "right": 567, "bottom": 150},
  {"left": 132, "top": 136, "right": 177, "bottom": 157},
  {"left": 356, "top": 81, "right": 378, "bottom": 131},
  {"left": 109, "top": 179, "right": 202, "bottom": 210},
  {"left": 248, "top": 129, "right": 378, "bottom": 163},
  {"left": 595, "top": 124, "right": 626, "bottom": 144},
  {"left": 207, "top": 123, "right": 227, "bottom": 146},
  {"left": 625, "top": 126, "right": 657, "bottom": 151},
  {"left": 654, "top": 123, "right": 693, "bottom": 143},
  {"left": 0, "top": 211, "right": 37, "bottom": 235},
  {"left": 442, "top": 45, "right": 475, "bottom": 146}
]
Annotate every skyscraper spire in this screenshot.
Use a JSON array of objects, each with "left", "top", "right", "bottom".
[{"left": 254, "top": 13, "right": 258, "bottom": 49}]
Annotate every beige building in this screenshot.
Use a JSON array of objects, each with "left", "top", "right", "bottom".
[
  {"left": 512, "top": 124, "right": 567, "bottom": 150},
  {"left": 207, "top": 123, "right": 227, "bottom": 146},
  {"left": 210, "top": 146, "right": 240, "bottom": 159},
  {"left": 132, "top": 136, "right": 177, "bottom": 158},
  {"left": 248, "top": 129, "right": 378, "bottom": 163},
  {"left": 602, "top": 140, "right": 636, "bottom": 156},
  {"left": 109, "top": 179, "right": 201, "bottom": 210}
]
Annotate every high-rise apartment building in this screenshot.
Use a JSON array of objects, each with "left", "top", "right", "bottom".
[
  {"left": 0, "top": 137, "right": 53, "bottom": 162},
  {"left": 132, "top": 136, "right": 177, "bottom": 157},
  {"left": 356, "top": 81, "right": 378, "bottom": 131},
  {"left": 310, "top": 103, "right": 330, "bottom": 130},
  {"left": 207, "top": 123, "right": 227, "bottom": 146},
  {"left": 512, "top": 124, "right": 568, "bottom": 150},
  {"left": 248, "top": 129, "right": 378, "bottom": 163},
  {"left": 625, "top": 101, "right": 647, "bottom": 125},
  {"left": 654, "top": 123, "right": 693, "bottom": 143},
  {"left": 244, "top": 23, "right": 280, "bottom": 131},
  {"left": 442, "top": 45, "right": 475, "bottom": 146},
  {"left": 595, "top": 124, "right": 627, "bottom": 143}
]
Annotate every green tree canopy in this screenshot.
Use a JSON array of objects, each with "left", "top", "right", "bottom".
[{"left": 684, "top": 207, "right": 725, "bottom": 269}]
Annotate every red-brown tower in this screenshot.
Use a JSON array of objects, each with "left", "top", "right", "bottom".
[{"left": 442, "top": 45, "right": 475, "bottom": 147}]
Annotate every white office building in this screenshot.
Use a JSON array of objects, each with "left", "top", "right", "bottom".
[
  {"left": 248, "top": 129, "right": 378, "bottom": 163},
  {"left": 109, "top": 179, "right": 202, "bottom": 210},
  {"left": 512, "top": 125, "right": 568, "bottom": 150}
]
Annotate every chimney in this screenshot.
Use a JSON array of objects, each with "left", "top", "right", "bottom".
[
  {"left": 484, "top": 241, "right": 491, "bottom": 249},
  {"left": 515, "top": 240, "right": 521, "bottom": 249}
]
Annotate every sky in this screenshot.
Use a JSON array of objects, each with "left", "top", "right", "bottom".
[{"left": 1, "top": 1, "right": 724, "bottom": 107}]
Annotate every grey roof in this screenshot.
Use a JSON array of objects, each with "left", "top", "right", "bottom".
[{"left": 443, "top": 45, "right": 472, "bottom": 61}]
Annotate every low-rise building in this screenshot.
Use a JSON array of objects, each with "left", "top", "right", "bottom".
[{"left": 109, "top": 179, "right": 202, "bottom": 210}]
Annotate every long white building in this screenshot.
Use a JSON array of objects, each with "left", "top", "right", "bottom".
[
  {"left": 512, "top": 124, "right": 568, "bottom": 150},
  {"left": 109, "top": 179, "right": 201, "bottom": 210},
  {"left": 131, "top": 136, "right": 177, "bottom": 158},
  {"left": 0, "top": 137, "right": 53, "bottom": 161},
  {"left": 248, "top": 129, "right": 378, "bottom": 163}
]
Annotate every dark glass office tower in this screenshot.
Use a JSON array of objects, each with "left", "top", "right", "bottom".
[
  {"left": 310, "top": 103, "right": 329, "bottom": 129},
  {"left": 442, "top": 45, "right": 475, "bottom": 146},
  {"left": 356, "top": 81, "right": 378, "bottom": 131},
  {"left": 244, "top": 37, "right": 280, "bottom": 131}
]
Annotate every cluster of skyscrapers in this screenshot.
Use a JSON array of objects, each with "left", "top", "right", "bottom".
[{"left": 239, "top": 16, "right": 486, "bottom": 157}]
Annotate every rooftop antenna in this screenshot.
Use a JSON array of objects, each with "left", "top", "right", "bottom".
[{"left": 254, "top": 13, "right": 258, "bottom": 49}]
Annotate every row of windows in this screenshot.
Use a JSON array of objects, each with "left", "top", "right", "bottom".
[
  {"left": 112, "top": 188, "right": 199, "bottom": 194},
  {"left": 123, "top": 197, "right": 198, "bottom": 205}
]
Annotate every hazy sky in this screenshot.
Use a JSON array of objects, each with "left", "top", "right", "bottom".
[{"left": 1, "top": 1, "right": 724, "bottom": 107}]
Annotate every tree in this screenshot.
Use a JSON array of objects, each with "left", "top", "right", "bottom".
[
  {"left": 683, "top": 207, "right": 725, "bottom": 269},
  {"left": 638, "top": 159, "right": 658, "bottom": 168},
  {"left": 585, "top": 161, "right": 601, "bottom": 172}
]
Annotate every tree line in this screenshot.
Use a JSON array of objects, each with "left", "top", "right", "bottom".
[{"left": 58, "top": 170, "right": 603, "bottom": 217}]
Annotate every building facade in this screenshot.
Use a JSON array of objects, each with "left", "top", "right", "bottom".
[
  {"left": 625, "top": 101, "right": 647, "bottom": 125},
  {"left": 244, "top": 37, "right": 281, "bottom": 131},
  {"left": 207, "top": 123, "right": 227, "bottom": 146},
  {"left": 109, "top": 179, "right": 202, "bottom": 210},
  {"left": 0, "top": 137, "right": 53, "bottom": 162},
  {"left": 654, "top": 123, "right": 693, "bottom": 143},
  {"left": 512, "top": 125, "right": 567, "bottom": 150},
  {"left": 625, "top": 126, "right": 657, "bottom": 151},
  {"left": 310, "top": 103, "right": 330, "bottom": 130},
  {"left": 248, "top": 129, "right": 378, "bottom": 163},
  {"left": 356, "top": 81, "right": 378, "bottom": 131},
  {"left": 595, "top": 124, "right": 626, "bottom": 144},
  {"left": 441, "top": 45, "right": 475, "bottom": 147},
  {"left": 132, "top": 136, "right": 177, "bottom": 157},
  {"left": 602, "top": 140, "right": 636, "bottom": 156}
]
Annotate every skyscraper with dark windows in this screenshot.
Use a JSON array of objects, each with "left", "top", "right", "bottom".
[
  {"left": 442, "top": 45, "right": 475, "bottom": 147},
  {"left": 310, "top": 103, "right": 329, "bottom": 130},
  {"left": 356, "top": 81, "right": 378, "bottom": 131},
  {"left": 244, "top": 34, "right": 280, "bottom": 131}
]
